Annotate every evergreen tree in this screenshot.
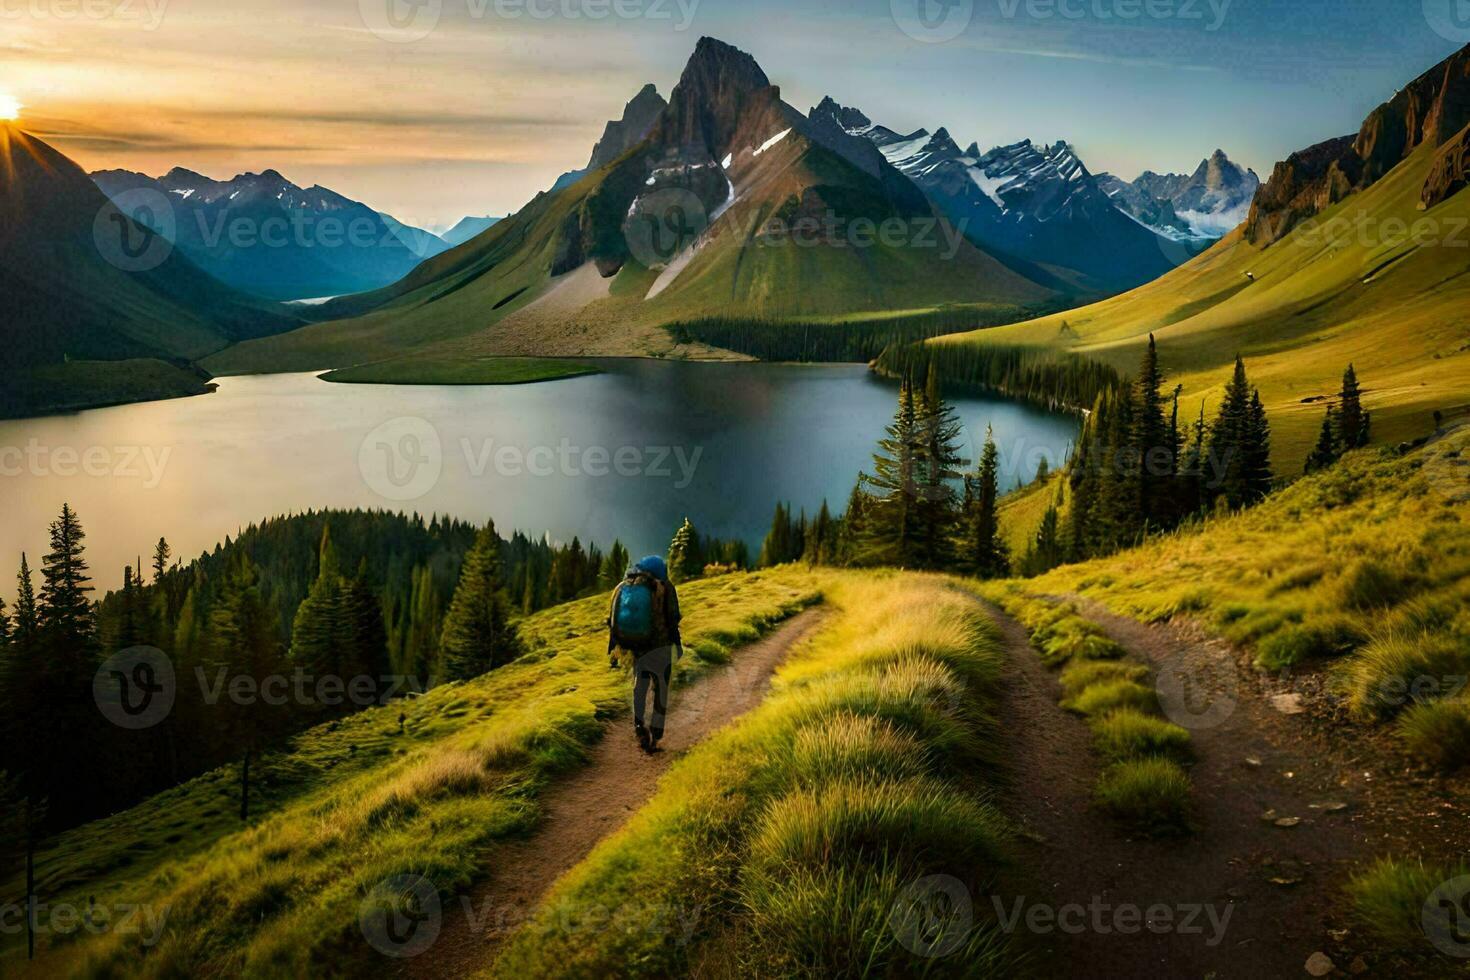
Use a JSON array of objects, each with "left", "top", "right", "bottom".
[
  {"left": 600, "top": 541, "right": 630, "bottom": 589},
  {"left": 1132, "top": 334, "right": 1172, "bottom": 526},
  {"left": 837, "top": 480, "right": 870, "bottom": 566},
  {"left": 12, "top": 556, "right": 37, "bottom": 645},
  {"left": 965, "top": 427, "right": 1009, "bottom": 577},
  {"left": 667, "top": 518, "right": 704, "bottom": 583},
  {"left": 758, "top": 503, "right": 794, "bottom": 568},
  {"left": 1336, "top": 364, "right": 1369, "bottom": 450},
  {"left": 438, "top": 522, "right": 520, "bottom": 682},
  {"left": 913, "top": 367, "right": 967, "bottom": 569},
  {"left": 288, "top": 526, "right": 344, "bottom": 677},
  {"left": 151, "top": 538, "right": 171, "bottom": 585},
  {"left": 1305, "top": 406, "right": 1340, "bottom": 474},
  {"left": 805, "top": 500, "right": 835, "bottom": 565},
  {"left": 1034, "top": 457, "right": 1050, "bottom": 485},
  {"left": 1245, "top": 389, "right": 1273, "bottom": 503},
  {"left": 1207, "top": 357, "right": 1255, "bottom": 509},
  {"left": 864, "top": 379, "right": 923, "bottom": 567},
  {"left": 1178, "top": 402, "right": 1207, "bottom": 518},
  {"left": 0, "top": 597, "right": 8, "bottom": 646},
  {"left": 39, "top": 504, "right": 95, "bottom": 656}
]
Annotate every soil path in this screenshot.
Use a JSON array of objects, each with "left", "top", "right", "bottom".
[
  {"left": 985, "top": 595, "right": 1463, "bottom": 978},
  {"left": 405, "top": 609, "right": 828, "bottom": 979}
]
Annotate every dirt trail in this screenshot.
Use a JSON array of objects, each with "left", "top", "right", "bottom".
[
  {"left": 985, "top": 596, "right": 1463, "bottom": 979},
  {"left": 404, "top": 609, "right": 828, "bottom": 979}
]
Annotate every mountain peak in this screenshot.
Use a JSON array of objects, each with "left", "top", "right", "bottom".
[
  {"left": 653, "top": 36, "right": 779, "bottom": 158},
  {"left": 587, "top": 82, "right": 668, "bottom": 169}
]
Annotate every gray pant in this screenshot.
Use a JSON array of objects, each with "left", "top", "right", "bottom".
[{"left": 633, "top": 645, "right": 674, "bottom": 740}]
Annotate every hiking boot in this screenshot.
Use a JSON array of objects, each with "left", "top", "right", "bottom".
[
  {"left": 635, "top": 724, "right": 650, "bottom": 751},
  {"left": 647, "top": 731, "right": 663, "bottom": 754}
]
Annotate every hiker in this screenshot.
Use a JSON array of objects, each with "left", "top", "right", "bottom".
[{"left": 608, "top": 555, "right": 683, "bottom": 753}]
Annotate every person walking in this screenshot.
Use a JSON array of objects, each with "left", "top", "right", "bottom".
[{"left": 607, "top": 555, "right": 683, "bottom": 753}]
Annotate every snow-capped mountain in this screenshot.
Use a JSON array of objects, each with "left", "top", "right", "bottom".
[
  {"left": 810, "top": 98, "right": 1181, "bottom": 294},
  {"left": 1099, "top": 150, "right": 1260, "bottom": 241},
  {"left": 91, "top": 167, "right": 451, "bottom": 301}
]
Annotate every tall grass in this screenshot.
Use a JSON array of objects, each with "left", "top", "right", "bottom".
[{"left": 492, "top": 574, "right": 1019, "bottom": 978}]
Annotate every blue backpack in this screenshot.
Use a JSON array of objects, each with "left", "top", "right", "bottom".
[{"left": 611, "top": 571, "right": 662, "bottom": 649}]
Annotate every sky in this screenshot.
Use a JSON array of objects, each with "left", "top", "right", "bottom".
[{"left": 2, "top": 0, "right": 1465, "bottom": 230}]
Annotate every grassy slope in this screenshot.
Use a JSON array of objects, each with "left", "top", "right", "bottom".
[
  {"left": 205, "top": 138, "right": 1052, "bottom": 376},
  {"left": 1021, "top": 427, "right": 1470, "bottom": 739},
  {"left": 492, "top": 572, "right": 1018, "bottom": 978},
  {"left": 3, "top": 570, "right": 820, "bottom": 977},
  {"left": 317, "top": 357, "right": 599, "bottom": 387},
  {"left": 933, "top": 146, "right": 1470, "bottom": 465}
]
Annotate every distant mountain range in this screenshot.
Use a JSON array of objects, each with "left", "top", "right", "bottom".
[
  {"left": 1097, "top": 151, "right": 1260, "bottom": 242},
  {"left": 934, "top": 41, "right": 1470, "bottom": 466},
  {"left": 808, "top": 97, "right": 1208, "bottom": 293},
  {"left": 1, "top": 124, "right": 304, "bottom": 417},
  {"left": 91, "top": 167, "right": 455, "bottom": 301},
  {"left": 440, "top": 216, "right": 503, "bottom": 248}
]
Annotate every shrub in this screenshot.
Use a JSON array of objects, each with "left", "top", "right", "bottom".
[
  {"left": 1094, "top": 758, "right": 1191, "bottom": 835},
  {"left": 1063, "top": 679, "right": 1157, "bottom": 717},
  {"left": 1397, "top": 701, "right": 1470, "bottom": 772},
  {"left": 1335, "top": 559, "right": 1419, "bottom": 611},
  {"left": 1347, "top": 857, "right": 1470, "bottom": 953},
  {"left": 1058, "top": 661, "right": 1149, "bottom": 700},
  {"left": 1255, "top": 616, "right": 1366, "bottom": 670},
  {"left": 1090, "top": 709, "right": 1192, "bottom": 762},
  {"left": 1040, "top": 631, "right": 1127, "bottom": 666},
  {"left": 1341, "top": 632, "right": 1470, "bottom": 719},
  {"left": 781, "top": 714, "right": 932, "bottom": 788}
]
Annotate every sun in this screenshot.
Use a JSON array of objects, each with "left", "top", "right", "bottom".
[{"left": 0, "top": 94, "right": 22, "bottom": 121}]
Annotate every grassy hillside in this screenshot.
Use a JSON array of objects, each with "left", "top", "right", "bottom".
[
  {"left": 931, "top": 145, "right": 1470, "bottom": 465},
  {"left": 318, "top": 357, "right": 599, "bottom": 387},
  {"left": 1017, "top": 425, "right": 1470, "bottom": 765},
  {"left": 2, "top": 570, "right": 820, "bottom": 976}
]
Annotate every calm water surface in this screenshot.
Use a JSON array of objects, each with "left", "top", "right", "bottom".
[{"left": 0, "top": 362, "right": 1077, "bottom": 592}]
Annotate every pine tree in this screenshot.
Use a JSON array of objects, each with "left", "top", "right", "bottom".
[
  {"left": 758, "top": 503, "right": 793, "bottom": 568},
  {"left": 1132, "top": 334, "right": 1173, "bottom": 526},
  {"left": 11, "top": 556, "right": 35, "bottom": 645},
  {"left": 288, "top": 526, "right": 344, "bottom": 677},
  {"left": 965, "top": 427, "right": 1009, "bottom": 578},
  {"left": 439, "top": 523, "right": 520, "bottom": 682},
  {"left": 1305, "top": 407, "right": 1340, "bottom": 474},
  {"left": 913, "top": 367, "right": 967, "bottom": 570},
  {"left": 1207, "top": 357, "right": 1254, "bottom": 509},
  {"left": 39, "top": 504, "right": 95, "bottom": 655},
  {"left": 1034, "top": 457, "right": 1050, "bottom": 485},
  {"left": 668, "top": 518, "right": 704, "bottom": 583},
  {"left": 0, "top": 597, "right": 9, "bottom": 647},
  {"left": 600, "top": 541, "right": 630, "bottom": 589},
  {"left": 1336, "top": 364, "right": 1369, "bottom": 450},
  {"left": 1245, "top": 389, "right": 1273, "bottom": 503},
  {"left": 151, "top": 538, "right": 171, "bottom": 585},
  {"left": 837, "top": 480, "right": 871, "bottom": 566},
  {"left": 864, "top": 379, "right": 923, "bottom": 567},
  {"left": 806, "top": 500, "right": 835, "bottom": 565}
]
